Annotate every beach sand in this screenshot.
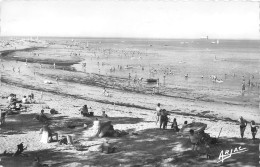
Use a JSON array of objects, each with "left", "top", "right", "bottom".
[{"left": 0, "top": 39, "right": 259, "bottom": 167}]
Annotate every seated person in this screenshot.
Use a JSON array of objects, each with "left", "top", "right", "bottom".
[
  {"left": 28, "top": 93, "right": 36, "bottom": 103},
  {"left": 102, "top": 111, "right": 108, "bottom": 118},
  {"left": 181, "top": 121, "right": 188, "bottom": 129},
  {"left": 50, "top": 108, "right": 58, "bottom": 114},
  {"left": 103, "top": 88, "right": 111, "bottom": 97},
  {"left": 8, "top": 101, "right": 17, "bottom": 109},
  {"left": 80, "top": 105, "right": 89, "bottom": 117},
  {"left": 22, "top": 96, "right": 29, "bottom": 104},
  {"left": 39, "top": 109, "right": 50, "bottom": 122},
  {"left": 15, "top": 104, "right": 27, "bottom": 112},
  {"left": 11, "top": 94, "right": 20, "bottom": 103},
  {"left": 39, "top": 124, "right": 58, "bottom": 143},
  {"left": 7, "top": 94, "right": 14, "bottom": 103},
  {"left": 171, "top": 118, "right": 179, "bottom": 132}
]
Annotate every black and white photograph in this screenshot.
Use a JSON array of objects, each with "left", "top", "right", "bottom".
[{"left": 0, "top": 0, "right": 259, "bottom": 166}]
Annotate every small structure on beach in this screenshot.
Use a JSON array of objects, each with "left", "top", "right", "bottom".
[{"left": 179, "top": 122, "right": 207, "bottom": 135}]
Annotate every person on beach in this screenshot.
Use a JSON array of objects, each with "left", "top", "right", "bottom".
[
  {"left": 242, "top": 82, "right": 246, "bottom": 96},
  {"left": 152, "top": 87, "right": 155, "bottom": 95},
  {"left": 189, "top": 129, "right": 200, "bottom": 151},
  {"left": 181, "top": 121, "right": 188, "bottom": 130},
  {"left": 250, "top": 120, "right": 259, "bottom": 140},
  {"left": 7, "top": 94, "right": 14, "bottom": 104},
  {"left": 39, "top": 124, "right": 58, "bottom": 143},
  {"left": 171, "top": 118, "right": 179, "bottom": 132},
  {"left": 102, "top": 111, "right": 108, "bottom": 118},
  {"left": 103, "top": 88, "right": 108, "bottom": 96},
  {"left": 159, "top": 109, "right": 169, "bottom": 129},
  {"left": 155, "top": 103, "right": 161, "bottom": 124},
  {"left": 22, "top": 96, "right": 29, "bottom": 104},
  {"left": 238, "top": 116, "right": 247, "bottom": 139},
  {"left": 39, "top": 109, "right": 50, "bottom": 122},
  {"left": 40, "top": 91, "right": 43, "bottom": 99},
  {"left": 56, "top": 77, "right": 59, "bottom": 85},
  {"left": 80, "top": 105, "right": 89, "bottom": 117}
]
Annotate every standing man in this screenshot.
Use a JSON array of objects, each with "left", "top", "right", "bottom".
[
  {"left": 238, "top": 116, "right": 247, "bottom": 139},
  {"left": 155, "top": 103, "right": 161, "bottom": 125},
  {"left": 241, "top": 81, "right": 246, "bottom": 96}
]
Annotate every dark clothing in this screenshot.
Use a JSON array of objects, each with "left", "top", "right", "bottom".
[
  {"left": 171, "top": 121, "right": 179, "bottom": 132},
  {"left": 160, "top": 115, "right": 168, "bottom": 129},
  {"left": 251, "top": 126, "right": 257, "bottom": 133},
  {"left": 240, "top": 125, "right": 246, "bottom": 129},
  {"left": 80, "top": 106, "right": 89, "bottom": 117}
]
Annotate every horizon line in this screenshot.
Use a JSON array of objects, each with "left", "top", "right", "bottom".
[{"left": 1, "top": 35, "right": 260, "bottom": 41}]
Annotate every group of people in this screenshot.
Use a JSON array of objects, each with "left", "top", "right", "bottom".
[
  {"left": 238, "top": 116, "right": 259, "bottom": 140},
  {"left": 6, "top": 93, "right": 31, "bottom": 112},
  {"left": 155, "top": 103, "right": 259, "bottom": 152},
  {"left": 79, "top": 104, "right": 108, "bottom": 118},
  {"left": 155, "top": 103, "right": 187, "bottom": 131}
]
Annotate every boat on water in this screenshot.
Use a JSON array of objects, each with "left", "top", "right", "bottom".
[
  {"left": 146, "top": 78, "right": 158, "bottom": 83},
  {"left": 124, "top": 66, "right": 134, "bottom": 69}
]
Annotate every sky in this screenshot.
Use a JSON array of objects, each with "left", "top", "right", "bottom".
[{"left": 1, "top": 0, "right": 260, "bottom": 39}]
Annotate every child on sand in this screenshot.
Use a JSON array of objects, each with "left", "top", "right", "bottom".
[
  {"left": 238, "top": 116, "right": 247, "bottom": 139},
  {"left": 189, "top": 129, "right": 200, "bottom": 151},
  {"left": 102, "top": 111, "right": 108, "bottom": 118},
  {"left": 39, "top": 109, "right": 50, "bottom": 122},
  {"left": 80, "top": 105, "right": 89, "bottom": 117},
  {"left": 171, "top": 118, "right": 179, "bottom": 132},
  {"left": 250, "top": 120, "right": 259, "bottom": 140}
]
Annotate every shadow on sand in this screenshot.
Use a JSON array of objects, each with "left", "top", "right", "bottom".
[{"left": 1, "top": 124, "right": 258, "bottom": 167}]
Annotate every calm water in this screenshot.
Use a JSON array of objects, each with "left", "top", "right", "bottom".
[
  {"left": 57, "top": 38, "right": 260, "bottom": 93},
  {"left": 6, "top": 37, "right": 260, "bottom": 93}
]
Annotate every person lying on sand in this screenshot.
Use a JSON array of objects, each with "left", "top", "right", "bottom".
[{"left": 238, "top": 116, "right": 247, "bottom": 139}]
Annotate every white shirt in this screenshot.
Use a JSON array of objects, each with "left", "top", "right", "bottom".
[
  {"left": 22, "top": 98, "right": 28, "bottom": 104},
  {"left": 156, "top": 106, "right": 161, "bottom": 115}
]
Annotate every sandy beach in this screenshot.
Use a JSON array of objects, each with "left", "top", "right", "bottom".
[{"left": 0, "top": 38, "right": 259, "bottom": 167}]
